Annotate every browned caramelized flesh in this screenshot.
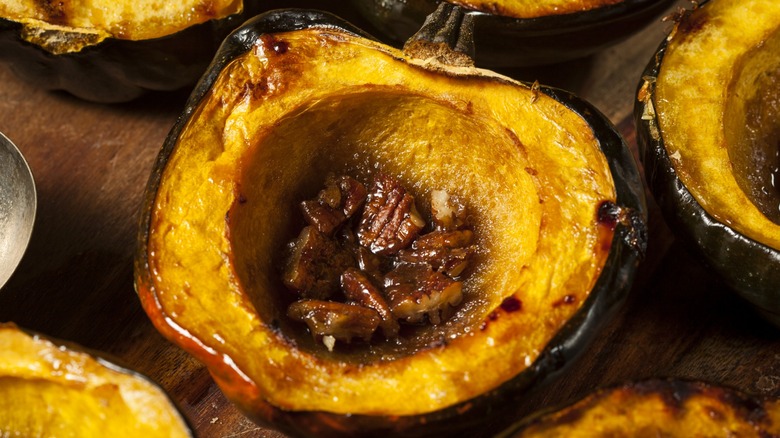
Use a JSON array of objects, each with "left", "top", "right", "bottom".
[{"left": 283, "top": 174, "right": 477, "bottom": 350}]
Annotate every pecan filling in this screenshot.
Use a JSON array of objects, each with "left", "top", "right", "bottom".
[{"left": 282, "top": 174, "right": 477, "bottom": 350}]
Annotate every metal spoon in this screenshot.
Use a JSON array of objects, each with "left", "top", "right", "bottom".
[{"left": 0, "top": 132, "right": 36, "bottom": 289}]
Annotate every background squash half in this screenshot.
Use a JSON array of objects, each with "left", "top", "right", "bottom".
[
  {"left": 0, "top": 323, "right": 192, "bottom": 437},
  {"left": 635, "top": 0, "right": 780, "bottom": 326},
  {"left": 350, "top": 0, "right": 676, "bottom": 67},
  {"left": 0, "top": 0, "right": 263, "bottom": 102}
]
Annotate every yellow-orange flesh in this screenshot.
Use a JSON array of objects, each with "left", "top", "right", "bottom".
[
  {"left": 509, "top": 381, "right": 780, "bottom": 437},
  {"left": 0, "top": 324, "right": 191, "bottom": 438},
  {"left": 0, "top": 0, "right": 242, "bottom": 53},
  {"left": 653, "top": 0, "right": 780, "bottom": 249},
  {"left": 143, "top": 28, "right": 616, "bottom": 416},
  {"left": 449, "top": 0, "right": 623, "bottom": 19}
]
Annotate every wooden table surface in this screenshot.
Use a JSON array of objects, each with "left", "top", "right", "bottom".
[{"left": 2, "top": 1, "right": 779, "bottom": 437}]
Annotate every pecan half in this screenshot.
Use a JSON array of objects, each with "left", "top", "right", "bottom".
[
  {"left": 341, "top": 268, "right": 399, "bottom": 338},
  {"left": 384, "top": 263, "right": 464, "bottom": 325},
  {"left": 357, "top": 173, "right": 425, "bottom": 255},
  {"left": 353, "top": 245, "right": 386, "bottom": 285},
  {"left": 397, "top": 230, "right": 476, "bottom": 277},
  {"left": 287, "top": 299, "right": 381, "bottom": 348},
  {"left": 283, "top": 226, "right": 354, "bottom": 300}
]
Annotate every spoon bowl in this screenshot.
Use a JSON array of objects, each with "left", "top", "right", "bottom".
[{"left": 0, "top": 132, "right": 36, "bottom": 289}]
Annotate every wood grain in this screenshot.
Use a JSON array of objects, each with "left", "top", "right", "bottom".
[{"left": 2, "top": 1, "right": 779, "bottom": 437}]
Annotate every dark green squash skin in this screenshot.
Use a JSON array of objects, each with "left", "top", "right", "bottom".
[
  {"left": 350, "top": 0, "right": 676, "bottom": 67},
  {"left": 634, "top": 40, "right": 780, "bottom": 326},
  {"left": 0, "top": 4, "right": 263, "bottom": 103},
  {"left": 136, "top": 9, "right": 648, "bottom": 437}
]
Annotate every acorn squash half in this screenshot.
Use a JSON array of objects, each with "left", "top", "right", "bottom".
[
  {"left": 351, "top": 0, "right": 675, "bottom": 67},
  {"left": 0, "top": 0, "right": 260, "bottom": 102},
  {"left": 635, "top": 0, "right": 780, "bottom": 325},
  {"left": 499, "top": 379, "right": 780, "bottom": 437},
  {"left": 0, "top": 323, "right": 192, "bottom": 437},
  {"left": 135, "top": 9, "right": 647, "bottom": 437}
]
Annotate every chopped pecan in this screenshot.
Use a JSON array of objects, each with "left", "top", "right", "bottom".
[
  {"left": 354, "top": 245, "right": 386, "bottom": 285},
  {"left": 336, "top": 224, "right": 358, "bottom": 247},
  {"left": 301, "top": 175, "right": 367, "bottom": 235},
  {"left": 340, "top": 268, "right": 399, "bottom": 338},
  {"left": 283, "top": 226, "right": 354, "bottom": 300},
  {"left": 300, "top": 200, "right": 343, "bottom": 236},
  {"left": 397, "top": 230, "right": 476, "bottom": 277},
  {"left": 384, "top": 263, "right": 464, "bottom": 325},
  {"left": 283, "top": 173, "right": 477, "bottom": 344},
  {"left": 337, "top": 175, "right": 369, "bottom": 219},
  {"left": 430, "top": 189, "right": 469, "bottom": 231},
  {"left": 287, "top": 299, "right": 381, "bottom": 348},
  {"left": 357, "top": 173, "right": 425, "bottom": 255}
]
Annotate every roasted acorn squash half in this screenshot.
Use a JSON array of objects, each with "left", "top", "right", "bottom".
[
  {"left": 499, "top": 379, "right": 780, "bottom": 437},
  {"left": 0, "top": 0, "right": 261, "bottom": 102},
  {"left": 135, "top": 9, "right": 647, "bottom": 437},
  {"left": 0, "top": 323, "right": 192, "bottom": 437},
  {"left": 351, "top": 0, "right": 676, "bottom": 67},
  {"left": 636, "top": 0, "right": 780, "bottom": 325}
]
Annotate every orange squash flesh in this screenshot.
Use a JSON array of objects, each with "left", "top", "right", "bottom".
[{"left": 0, "top": 323, "right": 192, "bottom": 438}]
